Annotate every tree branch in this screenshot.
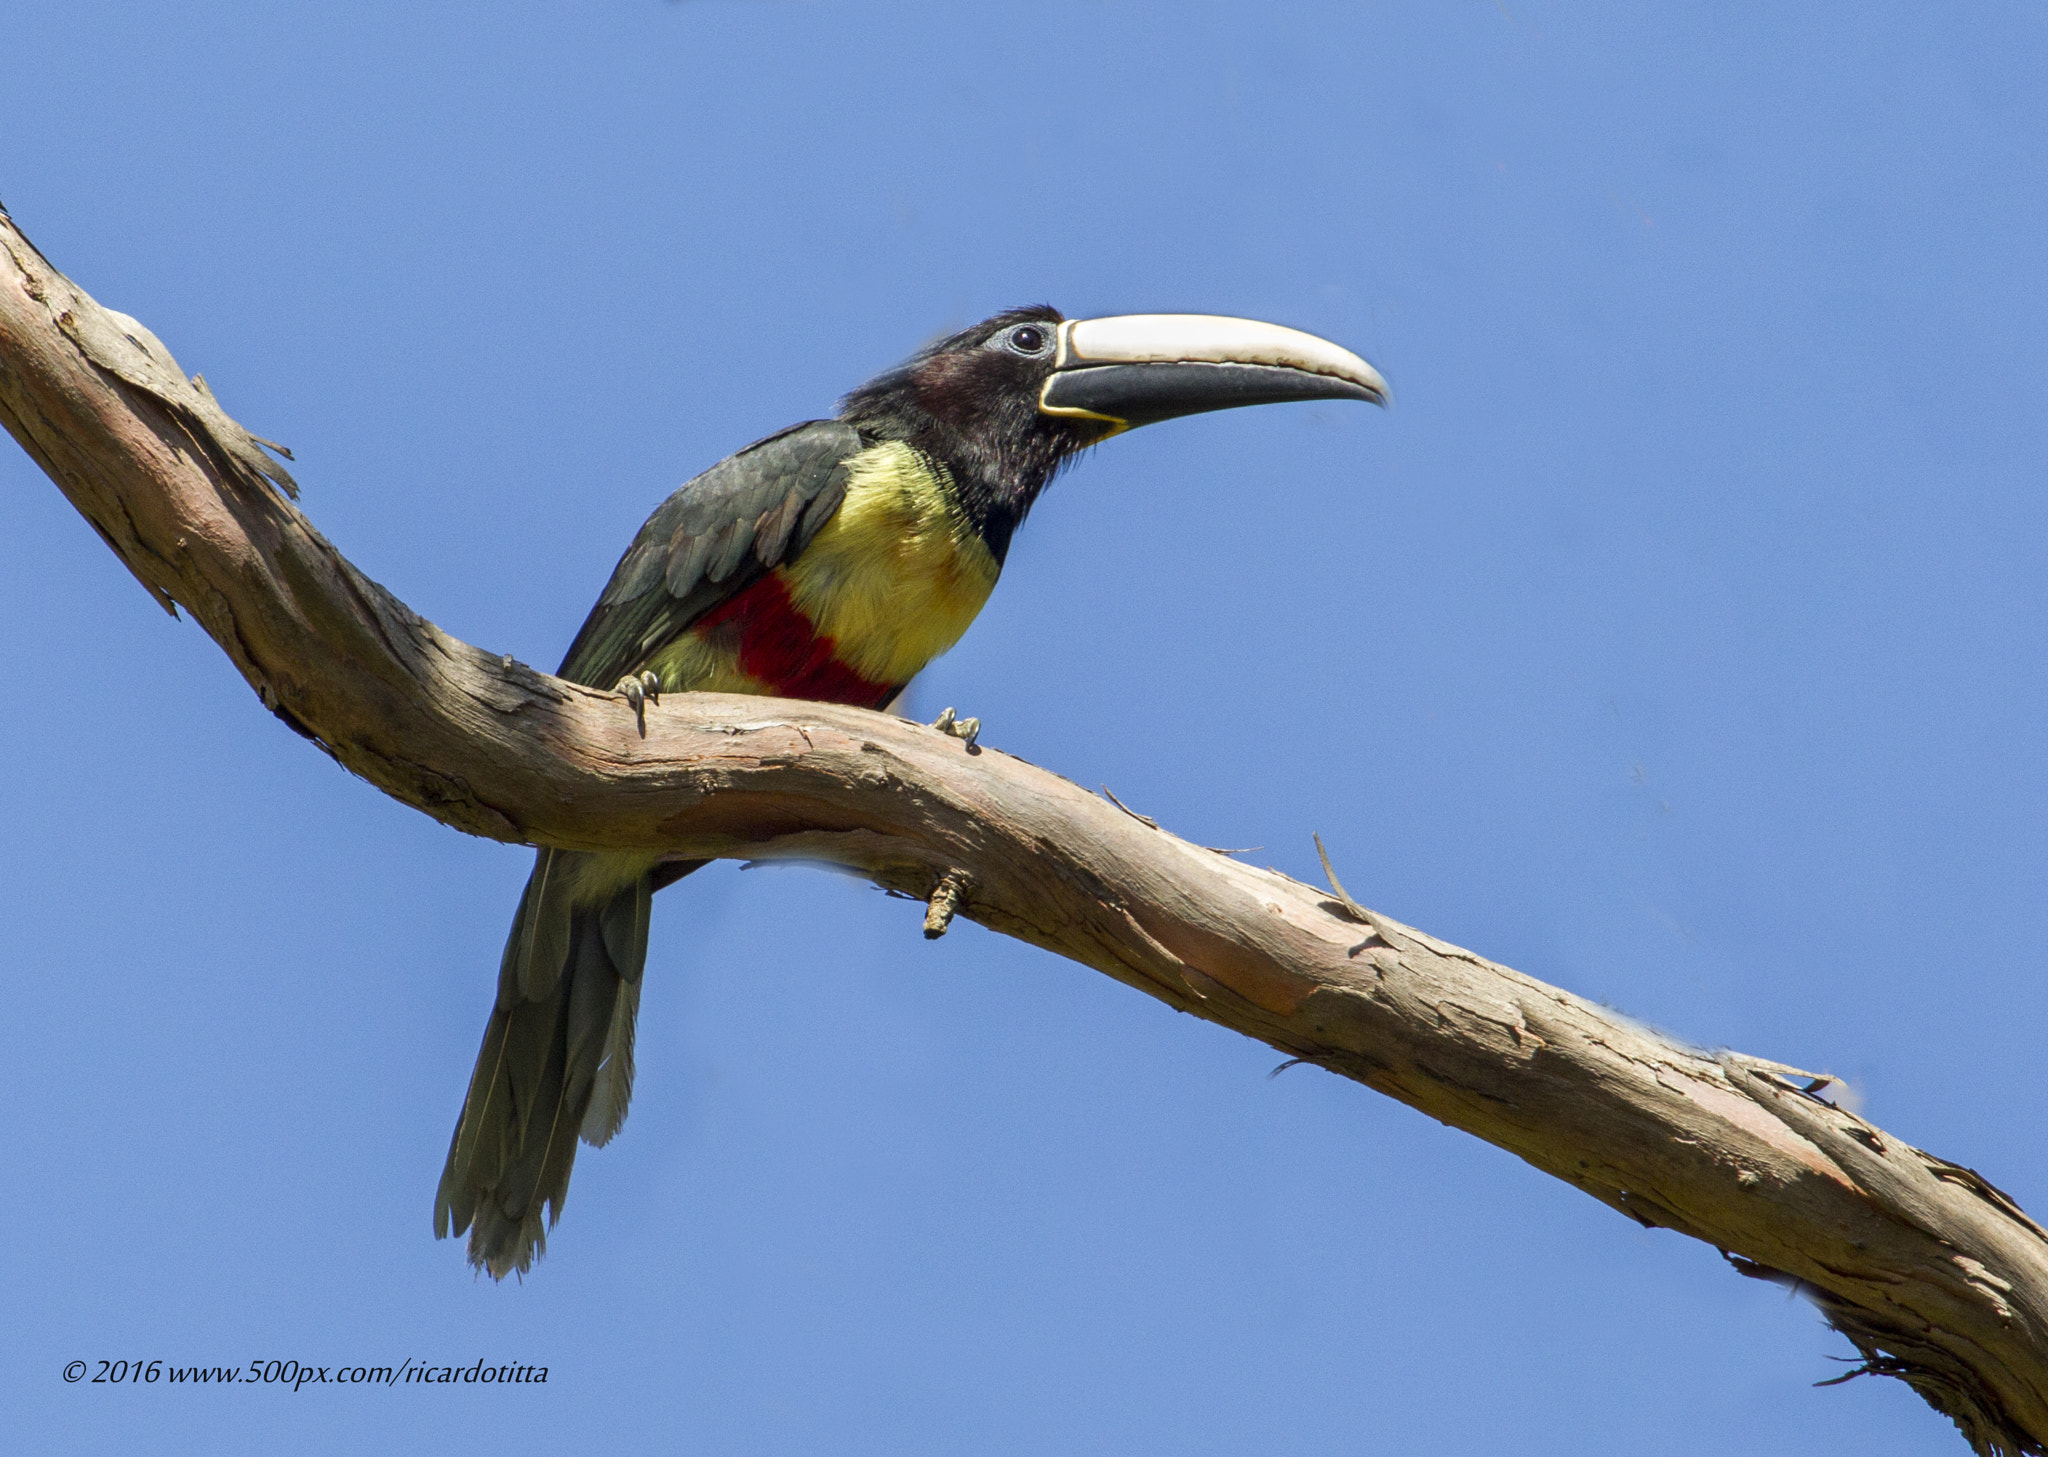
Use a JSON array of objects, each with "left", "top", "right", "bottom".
[{"left": 4, "top": 204, "right": 2045, "bottom": 1455}]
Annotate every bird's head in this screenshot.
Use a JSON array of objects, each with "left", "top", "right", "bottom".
[{"left": 840, "top": 304, "right": 1386, "bottom": 558}]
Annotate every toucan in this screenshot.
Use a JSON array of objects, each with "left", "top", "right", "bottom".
[{"left": 434, "top": 307, "right": 1387, "bottom": 1276}]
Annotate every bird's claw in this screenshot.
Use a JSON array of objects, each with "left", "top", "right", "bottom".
[
  {"left": 930, "top": 706, "right": 981, "bottom": 753},
  {"left": 616, "top": 671, "right": 662, "bottom": 734}
]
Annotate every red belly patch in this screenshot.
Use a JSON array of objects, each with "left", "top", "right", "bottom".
[{"left": 693, "top": 572, "right": 899, "bottom": 709}]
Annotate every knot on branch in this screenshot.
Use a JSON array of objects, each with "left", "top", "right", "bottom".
[{"left": 923, "top": 868, "right": 972, "bottom": 939}]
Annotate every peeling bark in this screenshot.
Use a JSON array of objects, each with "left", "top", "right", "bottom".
[{"left": 3, "top": 204, "right": 2045, "bottom": 1455}]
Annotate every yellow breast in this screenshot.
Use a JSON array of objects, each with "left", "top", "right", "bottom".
[{"left": 777, "top": 440, "right": 1001, "bottom": 686}]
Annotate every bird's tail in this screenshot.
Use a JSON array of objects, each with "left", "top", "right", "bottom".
[{"left": 433, "top": 847, "right": 656, "bottom": 1278}]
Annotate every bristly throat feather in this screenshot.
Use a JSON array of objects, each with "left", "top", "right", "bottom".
[{"left": 643, "top": 441, "right": 1001, "bottom": 706}]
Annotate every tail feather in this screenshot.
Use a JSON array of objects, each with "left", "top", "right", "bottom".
[
  {"left": 581, "top": 978, "right": 641, "bottom": 1147},
  {"left": 597, "top": 875, "right": 652, "bottom": 984},
  {"left": 509, "top": 849, "right": 577, "bottom": 1002},
  {"left": 434, "top": 850, "right": 699, "bottom": 1279},
  {"left": 582, "top": 877, "right": 650, "bottom": 1146}
]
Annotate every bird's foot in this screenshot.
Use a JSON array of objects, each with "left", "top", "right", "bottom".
[
  {"left": 615, "top": 671, "right": 662, "bottom": 735},
  {"left": 930, "top": 706, "right": 981, "bottom": 753}
]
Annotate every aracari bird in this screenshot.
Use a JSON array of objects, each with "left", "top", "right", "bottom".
[{"left": 434, "top": 307, "right": 1387, "bottom": 1276}]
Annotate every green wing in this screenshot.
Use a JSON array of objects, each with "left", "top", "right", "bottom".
[{"left": 556, "top": 419, "right": 865, "bottom": 688}]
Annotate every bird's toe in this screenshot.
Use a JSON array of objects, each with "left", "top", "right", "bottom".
[
  {"left": 931, "top": 706, "right": 982, "bottom": 752},
  {"left": 615, "top": 673, "right": 662, "bottom": 734}
]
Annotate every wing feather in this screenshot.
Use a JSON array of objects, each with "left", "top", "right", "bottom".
[
  {"left": 557, "top": 419, "right": 864, "bottom": 688},
  {"left": 752, "top": 487, "right": 804, "bottom": 565}
]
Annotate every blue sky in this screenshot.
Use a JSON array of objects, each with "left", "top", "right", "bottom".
[{"left": 5, "top": 3, "right": 2046, "bottom": 1452}]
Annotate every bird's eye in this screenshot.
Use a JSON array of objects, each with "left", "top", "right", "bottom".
[{"left": 1006, "top": 325, "right": 1049, "bottom": 355}]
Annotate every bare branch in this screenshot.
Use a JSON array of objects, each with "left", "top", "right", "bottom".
[{"left": 3, "top": 205, "right": 2045, "bottom": 1455}]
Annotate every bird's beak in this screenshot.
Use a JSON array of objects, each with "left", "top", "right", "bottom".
[{"left": 1037, "top": 314, "right": 1388, "bottom": 434}]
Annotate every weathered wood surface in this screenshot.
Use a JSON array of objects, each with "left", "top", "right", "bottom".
[{"left": 3, "top": 205, "right": 2044, "bottom": 1455}]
